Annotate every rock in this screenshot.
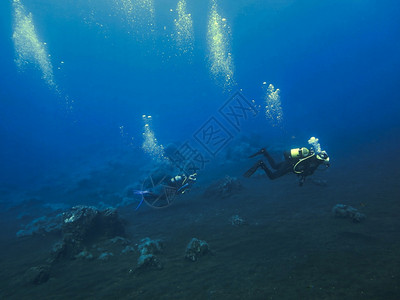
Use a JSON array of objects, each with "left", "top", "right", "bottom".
[
  {"left": 136, "top": 254, "right": 163, "bottom": 270},
  {"left": 98, "top": 252, "right": 114, "bottom": 260},
  {"left": 332, "top": 204, "right": 366, "bottom": 223},
  {"left": 62, "top": 205, "right": 125, "bottom": 242},
  {"left": 50, "top": 241, "right": 71, "bottom": 262},
  {"left": 18, "top": 205, "right": 126, "bottom": 242},
  {"left": 75, "top": 250, "right": 94, "bottom": 260},
  {"left": 134, "top": 238, "right": 164, "bottom": 271},
  {"left": 230, "top": 215, "right": 247, "bottom": 226},
  {"left": 50, "top": 239, "right": 86, "bottom": 262},
  {"left": 49, "top": 206, "right": 126, "bottom": 262},
  {"left": 17, "top": 205, "right": 128, "bottom": 266},
  {"left": 137, "top": 237, "right": 163, "bottom": 255},
  {"left": 109, "top": 236, "right": 131, "bottom": 246},
  {"left": 24, "top": 265, "right": 50, "bottom": 285},
  {"left": 16, "top": 214, "right": 63, "bottom": 237},
  {"left": 122, "top": 246, "right": 135, "bottom": 254},
  {"left": 185, "top": 238, "right": 210, "bottom": 262}
]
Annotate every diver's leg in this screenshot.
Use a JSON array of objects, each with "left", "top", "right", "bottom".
[
  {"left": 244, "top": 160, "right": 292, "bottom": 180},
  {"left": 244, "top": 160, "right": 277, "bottom": 179},
  {"left": 261, "top": 150, "right": 282, "bottom": 170},
  {"left": 248, "top": 148, "right": 282, "bottom": 170},
  {"left": 264, "top": 162, "right": 293, "bottom": 180},
  {"left": 257, "top": 161, "right": 276, "bottom": 179}
]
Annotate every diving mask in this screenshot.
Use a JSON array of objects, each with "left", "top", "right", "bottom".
[
  {"left": 188, "top": 173, "right": 197, "bottom": 181},
  {"left": 316, "top": 151, "right": 330, "bottom": 164}
]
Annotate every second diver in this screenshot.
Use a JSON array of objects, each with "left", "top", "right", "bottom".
[{"left": 243, "top": 137, "right": 330, "bottom": 186}]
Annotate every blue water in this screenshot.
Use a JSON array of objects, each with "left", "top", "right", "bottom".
[
  {"left": 1, "top": 0, "right": 399, "bottom": 188},
  {"left": 1, "top": 0, "right": 400, "bottom": 298}
]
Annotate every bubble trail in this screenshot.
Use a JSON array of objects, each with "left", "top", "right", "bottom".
[
  {"left": 142, "top": 115, "right": 166, "bottom": 162},
  {"left": 207, "top": 0, "right": 235, "bottom": 89},
  {"left": 12, "top": 0, "right": 56, "bottom": 89},
  {"left": 174, "top": 0, "right": 194, "bottom": 55},
  {"left": 263, "top": 82, "right": 283, "bottom": 127},
  {"left": 116, "top": 0, "right": 155, "bottom": 35}
]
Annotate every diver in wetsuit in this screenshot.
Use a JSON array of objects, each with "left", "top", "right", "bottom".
[
  {"left": 168, "top": 173, "right": 197, "bottom": 194},
  {"left": 134, "top": 172, "right": 197, "bottom": 209},
  {"left": 243, "top": 138, "right": 330, "bottom": 186}
]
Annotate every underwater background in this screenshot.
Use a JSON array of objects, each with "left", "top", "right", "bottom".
[{"left": 0, "top": 0, "right": 400, "bottom": 299}]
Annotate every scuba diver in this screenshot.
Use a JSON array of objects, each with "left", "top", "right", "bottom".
[
  {"left": 134, "top": 172, "right": 197, "bottom": 209},
  {"left": 168, "top": 173, "right": 197, "bottom": 194},
  {"left": 243, "top": 137, "right": 330, "bottom": 186}
]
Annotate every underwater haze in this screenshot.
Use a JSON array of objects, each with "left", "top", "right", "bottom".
[{"left": 1, "top": 0, "right": 400, "bottom": 299}]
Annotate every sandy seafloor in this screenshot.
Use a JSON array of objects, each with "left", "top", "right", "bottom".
[{"left": 0, "top": 138, "right": 399, "bottom": 300}]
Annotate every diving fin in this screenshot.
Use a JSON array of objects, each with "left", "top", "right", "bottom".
[
  {"left": 248, "top": 148, "right": 266, "bottom": 158},
  {"left": 243, "top": 162, "right": 261, "bottom": 177}
]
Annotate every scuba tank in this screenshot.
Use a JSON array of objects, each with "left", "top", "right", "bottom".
[
  {"left": 289, "top": 147, "right": 310, "bottom": 159},
  {"left": 289, "top": 147, "right": 315, "bottom": 174}
]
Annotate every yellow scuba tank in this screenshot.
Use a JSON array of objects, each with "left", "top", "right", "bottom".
[{"left": 290, "top": 147, "right": 310, "bottom": 159}]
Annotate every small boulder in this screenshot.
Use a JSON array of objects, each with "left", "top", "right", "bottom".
[
  {"left": 98, "top": 252, "right": 114, "bottom": 261},
  {"left": 137, "top": 237, "right": 163, "bottom": 256},
  {"left": 230, "top": 215, "right": 247, "bottom": 226},
  {"left": 185, "top": 238, "right": 210, "bottom": 262},
  {"left": 332, "top": 204, "right": 366, "bottom": 223},
  {"left": 136, "top": 254, "right": 163, "bottom": 270}
]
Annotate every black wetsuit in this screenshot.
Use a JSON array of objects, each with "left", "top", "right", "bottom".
[{"left": 244, "top": 148, "right": 325, "bottom": 185}]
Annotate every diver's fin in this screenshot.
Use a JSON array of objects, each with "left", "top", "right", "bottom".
[
  {"left": 177, "top": 183, "right": 189, "bottom": 193},
  {"left": 243, "top": 161, "right": 261, "bottom": 177},
  {"left": 248, "top": 148, "right": 266, "bottom": 158},
  {"left": 135, "top": 195, "right": 145, "bottom": 210}
]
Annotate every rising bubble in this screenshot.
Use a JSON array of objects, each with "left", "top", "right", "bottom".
[
  {"left": 116, "top": 0, "right": 155, "bottom": 37},
  {"left": 12, "top": 0, "right": 56, "bottom": 89},
  {"left": 263, "top": 83, "right": 283, "bottom": 127},
  {"left": 174, "top": 0, "right": 194, "bottom": 56},
  {"left": 207, "top": 0, "right": 235, "bottom": 89},
  {"left": 142, "top": 115, "right": 166, "bottom": 162}
]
